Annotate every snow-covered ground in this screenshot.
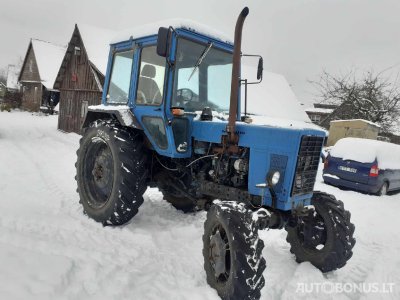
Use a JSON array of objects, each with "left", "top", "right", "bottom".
[{"left": 0, "top": 111, "right": 399, "bottom": 300}]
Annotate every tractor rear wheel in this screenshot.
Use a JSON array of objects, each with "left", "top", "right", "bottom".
[
  {"left": 203, "top": 202, "right": 266, "bottom": 300},
  {"left": 285, "top": 192, "right": 355, "bottom": 272},
  {"left": 76, "top": 119, "right": 148, "bottom": 226}
]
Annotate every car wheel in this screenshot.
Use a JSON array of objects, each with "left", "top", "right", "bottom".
[{"left": 378, "top": 182, "right": 388, "bottom": 196}]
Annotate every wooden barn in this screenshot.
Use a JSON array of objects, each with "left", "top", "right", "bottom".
[
  {"left": 18, "top": 39, "right": 66, "bottom": 111},
  {"left": 54, "top": 24, "right": 116, "bottom": 133}
]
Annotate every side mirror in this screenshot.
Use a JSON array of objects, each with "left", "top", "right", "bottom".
[
  {"left": 257, "top": 57, "right": 263, "bottom": 81},
  {"left": 157, "top": 27, "right": 170, "bottom": 57}
]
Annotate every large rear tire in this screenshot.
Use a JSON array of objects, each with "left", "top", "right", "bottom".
[
  {"left": 76, "top": 119, "right": 148, "bottom": 225},
  {"left": 203, "top": 202, "right": 266, "bottom": 300},
  {"left": 285, "top": 192, "right": 355, "bottom": 272}
]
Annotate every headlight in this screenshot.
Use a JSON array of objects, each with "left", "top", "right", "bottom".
[{"left": 267, "top": 171, "right": 281, "bottom": 186}]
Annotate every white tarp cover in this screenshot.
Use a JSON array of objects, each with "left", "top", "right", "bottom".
[
  {"left": 241, "top": 66, "right": 311, "bottom": 122},
  {"left": 6, "top": 64, "right": 20, "bottom": 90}
]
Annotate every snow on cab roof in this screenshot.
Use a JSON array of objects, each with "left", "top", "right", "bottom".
[
  {"left": 330, "top": 137, "right": 400, "bottom": 169},
  {"left": 31, "top": 39, "right": 66, "bottom": 90},
  {"left": 111, "top": 19, "right": 233, "bottom": 45},
  {"left": 77, "top": 24, "right": 118, "bottom": 75}
]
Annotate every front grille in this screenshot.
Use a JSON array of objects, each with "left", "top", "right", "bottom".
[{"left": 291, "top": 136, "right": 324, "bottom": 196}]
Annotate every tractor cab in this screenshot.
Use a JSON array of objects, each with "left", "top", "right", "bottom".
[{"left": 102, "top": 22, "right": 237, "bottom": 158}]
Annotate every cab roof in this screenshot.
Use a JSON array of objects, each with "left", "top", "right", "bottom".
[{"left": 111, "top": 19, "right": 233, "bottom": 45}]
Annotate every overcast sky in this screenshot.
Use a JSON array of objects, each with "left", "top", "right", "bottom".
[{"left": 1, "top": 0, "right": 400, "bottom": 105}]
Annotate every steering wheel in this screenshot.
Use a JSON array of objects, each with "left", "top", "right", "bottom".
[
  {"left": 176, "top": 88, "right": 194, "bottom": 102},
  {"left": 151, "top": 89, "right": 161, "bottom": 105},
  {"left": 137, "top": 90, "right": 147, "bottom": 104}
]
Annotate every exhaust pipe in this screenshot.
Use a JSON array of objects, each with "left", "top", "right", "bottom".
[{"left": 226, "top": 7, "right": 249, "bottom": 144}]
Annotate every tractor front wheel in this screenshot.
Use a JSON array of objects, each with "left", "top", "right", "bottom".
[
  {"left": 285, "top": 192, "right": 355, "bottom": 272},
  {"left": 203, "top": 202, "right": 266, "bottom": 300}
]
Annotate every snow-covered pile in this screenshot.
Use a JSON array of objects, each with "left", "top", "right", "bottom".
[{"left": 330, "top": 137, "right": 400, "bottom": 169}]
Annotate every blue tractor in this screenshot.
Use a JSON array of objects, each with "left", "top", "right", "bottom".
[{"left": 76, "top": 7, "right": 355, "bottom": 300}]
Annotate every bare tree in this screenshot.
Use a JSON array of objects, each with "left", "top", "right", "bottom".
[{"left": 312, "top": 69, "right": 400, "bottom": 133}]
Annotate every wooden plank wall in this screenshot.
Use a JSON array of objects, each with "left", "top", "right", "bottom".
[
  {"left": 58, "top": 90, "right": 102, "bottom": 133},
  {"left": 57, "top": 27, "right": 103, "bottom": 134},
  {"left": 19, "top": 45, "right": 43, "bottom": 111}
]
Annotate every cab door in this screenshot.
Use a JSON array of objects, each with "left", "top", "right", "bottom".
[{"left": 131, "top": 37, "right": 191, "bottom": 158}]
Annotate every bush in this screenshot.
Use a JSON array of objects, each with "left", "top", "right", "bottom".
[{"left": 0, "top": 103, "right": 12, "bottom": 112}]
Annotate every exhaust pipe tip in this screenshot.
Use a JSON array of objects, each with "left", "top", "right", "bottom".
[{"left": 241, "top": 7, "right": 249, "bottom": 17}]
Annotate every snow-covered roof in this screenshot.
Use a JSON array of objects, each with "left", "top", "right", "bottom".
[
  {"left": 330, "top": 119, "right": 381, "bottom": 127},
  {"left": 240, "top": 67, "right": 310, "bottom": 123},
  {"left": 111, "top": 19, "right": 233, "bottom": 45},
  {"left": 77, "top": 24, "right": 117, "bottom": 75},
  {"left": 6, "top": 64, "right": 20, "bottom": 90},
  {"left": 31, "top": 39, "right": 66, "bottom": 89},
  {"left": 305, "top": 107, "right": 334, "bottom": 114}
]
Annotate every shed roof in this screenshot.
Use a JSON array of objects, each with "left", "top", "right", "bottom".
[
  {"left": 305, "top": 107, "right": 334, "bottom": 114},
  {"left": 330, "top": 119, "right": 381, "bottom": 128},
  {"left": 111, "top": 19, "right": 233, "bottom": 45},
  {"left": 77, "top": 24, "right": 117, "bottom": 75},
  {"left": 20, "top": 39, "right": 67, "bottom": 90}
]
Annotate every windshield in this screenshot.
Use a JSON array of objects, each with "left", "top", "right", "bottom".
[{"left": 172, "top": 38, "right": 233, "bottom": 113}]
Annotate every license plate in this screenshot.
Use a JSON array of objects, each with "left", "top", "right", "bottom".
[{"left": 338, "top": 166, "right": 357, "bottom": 173}]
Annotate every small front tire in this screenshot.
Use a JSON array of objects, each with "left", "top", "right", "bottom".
[
  {"left": 285, "top": 192, "right": 355, "bottom": 272},
  {"left": 203, "top": 202, "right": 266, "bottom": 300}
]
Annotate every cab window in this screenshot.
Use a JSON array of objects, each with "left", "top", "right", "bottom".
[
  {"left": 136, "top": 46, "right": 166, "bottom": 105},
  {"left": 106, "top": 50, "right": 134, "bottom": 104}
]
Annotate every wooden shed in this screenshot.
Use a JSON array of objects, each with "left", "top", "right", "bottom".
[
  {"left": 327, "top": 119, "right": 381, "bottom": 146},
  {"left": 54, "top": 24, "right": 116, "bottom": 134},
  {"left": 18, "top": 39, "right": 66, "bottom": 111}
]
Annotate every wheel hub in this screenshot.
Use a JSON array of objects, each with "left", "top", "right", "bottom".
[
  {"left": 209, "top": 228, "right": 229, "bottom": 280},
  {"left": 83, "top": 140, "right": 114, "bottom": 208}
]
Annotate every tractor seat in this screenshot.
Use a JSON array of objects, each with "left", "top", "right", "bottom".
[{"left": 137, "top": 64, "right": 161, "bottom": 104}]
